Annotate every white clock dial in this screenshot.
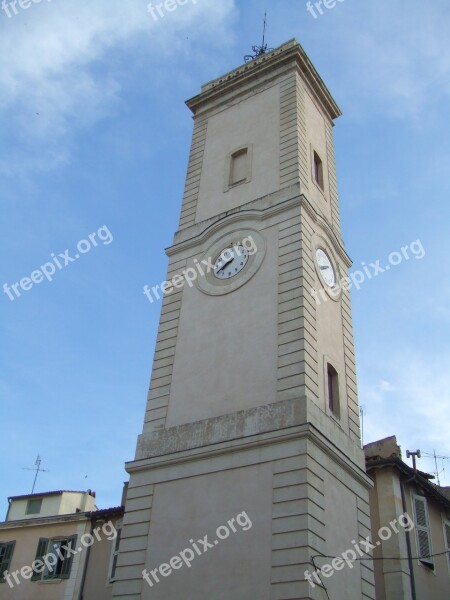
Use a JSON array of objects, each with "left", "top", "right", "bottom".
[
  {"left": 316, "top": 248, "right": 336, "bottom": 287},
  {"left": 214, "top": 244, "right": 249, "bottom": 280}
]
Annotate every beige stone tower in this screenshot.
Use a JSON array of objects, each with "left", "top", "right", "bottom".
[{"left": 112, "top": 40, "right": 375, "bottom": 600}]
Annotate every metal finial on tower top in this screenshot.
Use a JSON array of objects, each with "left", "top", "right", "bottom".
[{"left": 244, "top": 11, "right": 274, "bottom": 62}]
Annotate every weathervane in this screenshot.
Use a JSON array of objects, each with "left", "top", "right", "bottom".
[{"left": 244, "top": 11, "right": 273, "bottom": 62}]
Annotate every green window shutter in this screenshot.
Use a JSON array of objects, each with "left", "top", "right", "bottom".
[
  {"left": 110, "top": 528, "right": 122, "bottom": 580},
  {"left": 31, "top": 538, "right": 49, "bottom": 581},
  {"left": 445, "top": 521, "right": 450, "bottom": 571},
  {"left": 0, "top": 542, "right": 15, "bottom": 582},
  {"left": 3, "top": 541, "right": 15, "bottom": 572},
  {"left": 413, "top": 495, "right": 434, "bottom": 566},
  {"left": 445, "top": 522, "right": 450, "bottom": 550},
  {"left": 60, "top": 535, "right": 77, "bottom": 580}
]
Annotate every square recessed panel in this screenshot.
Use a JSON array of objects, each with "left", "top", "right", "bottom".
[
  {"left": 196, "top": 85, "right": 280, "bottom": 222},
  {"left": 142, "top": 464, "right": 273, "bottom": 600}
]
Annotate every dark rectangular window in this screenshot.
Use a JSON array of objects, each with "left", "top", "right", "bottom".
[
  {"left": 26, "top": 498, "right": 42, "bottom": 515},
  {"left": 313, "top": 151, "right": 324, "bottom": 190},
  {"left": 0, "top": 542, "right": 15, "bottom": 583},
  {"left": 109, "top": 527, "right": 122, "bottom": 581},
  {"left": 444, "top": 520, "right": 450, "bottom": 573},
  {"left": 327, "top": 363, "right": 340, "bottom": 417},
  {"left": 31, "top": 536, "right": 77, "bottom": 581},
  {"left": 230, "top": 148, "right": 248, "bottom": 186}
]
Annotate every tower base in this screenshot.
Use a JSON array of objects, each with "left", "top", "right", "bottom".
[{"left": 112, "top": 398, "right": 375, "bottom": 600}]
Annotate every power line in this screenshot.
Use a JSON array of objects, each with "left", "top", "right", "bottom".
[
  {"left": 311, "top": 555, "right": 331, "bottom": 600},
  {"left": 312, "top": 550, "right": 449, "bottom": 563},
  {"left": 309, "top": 549, "right": 450, "bottom": 599}
]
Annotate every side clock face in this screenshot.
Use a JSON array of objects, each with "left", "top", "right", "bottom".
[
  {"left": 214, "top": 244, "right": 249, "bottom": 280},
  {"left": 316, "top": 248, "right": 336, "bottom": 287}
]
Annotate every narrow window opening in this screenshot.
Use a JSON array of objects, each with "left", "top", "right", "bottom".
[
  {"left": 44, "top": 540, "right": 65, "bottom": 579},
  {"left": 0, "top": 541, "right": 15, "bottom": 583},
  {"left": 327, "top": 363, "right": 340, "bottom": 417},
  {"left": 109, "top": 526, "right": 122, "bottom": 581},
  {"left": 230, "top": 148, "right": 248, "bottom": 186},
  {"left": 26, "top": 498, "right": 42, "bottom": 515},
  {"left": 444, "top": 520, "right": 450, "bottom": 573},
  {"left": 31, "top": 536, "right": 77, "bottom": 581},
  {"left": 313, "top": 151, "right": 324, "bottom": 190}
]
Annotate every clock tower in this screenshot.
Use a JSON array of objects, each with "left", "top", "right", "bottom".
[{"left": 113, "top": 40, "right": 375, "bottom": 600}]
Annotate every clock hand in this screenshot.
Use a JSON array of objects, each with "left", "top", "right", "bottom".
[
  {"left": 320, "top": 265, "right": 330, "bottom": 270},
  {"left": 216, "top": 256, "right": 234, "bottom": 273}
]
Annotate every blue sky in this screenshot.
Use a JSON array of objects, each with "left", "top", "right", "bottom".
[{"left": 1, "top": 0, "right": 449, "bottom": 518}]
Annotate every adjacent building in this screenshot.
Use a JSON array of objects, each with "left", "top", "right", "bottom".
[
  {"left": 365, "top": 436, "right": 450, "bottom": 600},
  {"left": 0, "top": 490, "right": 124, "bottom": 600}
]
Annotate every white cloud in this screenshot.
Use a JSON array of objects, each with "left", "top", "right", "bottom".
[
  {"left": 317, "top": 0, "right": 450, "bottom": 120},
  {"left": 0, "top": 0, "right": 235, "bottom": 174},
  {"left": 378, "top": 380, "right": 395, "bottom": 393}
]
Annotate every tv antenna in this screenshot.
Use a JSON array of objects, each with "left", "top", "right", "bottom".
[
  {"left": 244, "top": 11, "right": 274, "bottom": 62},
  {"left": 23, "top": 455, "right": 49, "bottom": 493},
  {"left": 422, "top": 450, "right": 450, "bottom": 486}
]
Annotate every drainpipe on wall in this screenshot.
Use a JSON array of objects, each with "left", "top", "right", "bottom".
[
  {"left": 5, "top": 498, "right": 12, "bottom": 521},
  {"left": 400, "top": 475, "right": 417, "bottom": 600},
  {"left": 77, "top": 515, "right": 95, "bottom": 600}
]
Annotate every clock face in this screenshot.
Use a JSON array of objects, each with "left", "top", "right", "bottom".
[
  {"left": 214, "top": 244, "right": 249, "bottom": 280},
  {"left": 316, "top": 248, "right": 336, "bottom": 287}
]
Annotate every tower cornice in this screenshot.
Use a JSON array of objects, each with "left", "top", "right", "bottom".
[
  {"left": 129, "top": 397, "right": 371, "bottom": 489},
  {"left": 166, "top": 188, "right": 351, "bottom": 268},
  {"left": 186, "top": 38, "right": 342, "bottom": 122}
]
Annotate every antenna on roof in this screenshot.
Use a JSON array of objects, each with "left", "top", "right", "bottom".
[
  {"left": 422, "top": 450, "right": 450, "bottom": 486},
  {"left": 244, "top": 11, "right": 274, "bottom": 62},
  {"left": 22, "top": 455, "right": 49, "bottom": 493}
]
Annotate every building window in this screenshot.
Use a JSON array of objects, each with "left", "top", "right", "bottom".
[
  {"left": 31, "top": 536, "right": 77, "bottom": 581},
  {"left": 229, "top": 148, "right": 249, "bottom": 186},
  {"left": 108, "top": 524, "right": 122, "bottom": 582},
  {"left": 412, "top": 494, "right": 434, "bottom": 568},
  {"left": 26, "top": 498, "right": 42, "bottom": 515},
  {"left": 444, "top": 519, "right": 450, "bottom": 574},
  {"left": 327, "top": 363, "right": 340, "bottom": 417},
  {"left": 0, "top": 542, "right": 15, "bottom": 583},
  {"left": 313, "top": 151, "right": 324, "bottom": 190}
]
